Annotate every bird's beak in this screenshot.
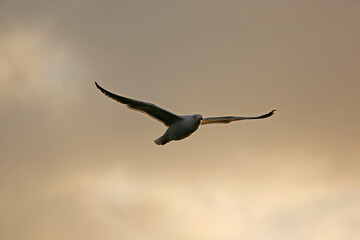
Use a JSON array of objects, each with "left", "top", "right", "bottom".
[{"left": 200, "top": 116, "right": 203, "bottom": 120}]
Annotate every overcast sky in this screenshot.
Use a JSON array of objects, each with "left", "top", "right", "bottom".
[{"left": 1, "top": 1, "right": 360, "bottom": 239}]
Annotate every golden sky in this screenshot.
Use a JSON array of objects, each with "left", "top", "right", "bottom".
[{"left": 1, "top": 1, "right": 360, "bottom": 239}]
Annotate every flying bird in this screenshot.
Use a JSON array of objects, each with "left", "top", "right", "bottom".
[{"left": 95, "top": 82, "right": 276, "bottom": 145}]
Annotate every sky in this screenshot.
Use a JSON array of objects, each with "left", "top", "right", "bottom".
[{"left": 1, "top": 0, "right": 360, "bottom": 239}]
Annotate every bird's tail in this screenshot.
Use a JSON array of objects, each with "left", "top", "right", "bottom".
[{"left": 154, "top": 136, "right": 169, "bottom": 145}]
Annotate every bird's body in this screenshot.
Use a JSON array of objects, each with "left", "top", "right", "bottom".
[
  {"left": 155, "top": 114, "right": 203, "bottom": 145},
  {"left": 95, "top": 82, "right": 275, "bottom": 145}
]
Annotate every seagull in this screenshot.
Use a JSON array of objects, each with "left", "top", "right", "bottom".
[{"left": 95, "top": 82, "right": 276, "bottom": 145}]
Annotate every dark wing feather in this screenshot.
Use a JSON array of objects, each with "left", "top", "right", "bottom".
[
  {"left": 201, "top": 109, "right": 276, "bottom": 125},
  {"left": 95, "top": 82, "right": 182, "bottom": 126}
]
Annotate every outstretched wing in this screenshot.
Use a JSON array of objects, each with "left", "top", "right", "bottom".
[
  {"left": 95, "top": 82, "right": 182, "bottom": 126},
  {"left": 201, "top": 109, "right": 276, "bottom": 125}
]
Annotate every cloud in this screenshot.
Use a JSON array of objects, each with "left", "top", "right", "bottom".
[
  {"left": 0, "top": 27, "right": 81, "bottom": 99},
  {"left": 3, "top": 164, "right": 358, "bottom": 240}
]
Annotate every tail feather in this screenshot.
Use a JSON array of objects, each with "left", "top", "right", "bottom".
[{"left": 154, "top": 136, "right": 169, "bottom": 145}]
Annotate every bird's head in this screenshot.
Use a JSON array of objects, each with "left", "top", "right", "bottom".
[{"left": 193, "top": 114, "right": 203, "bottom": 121}]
